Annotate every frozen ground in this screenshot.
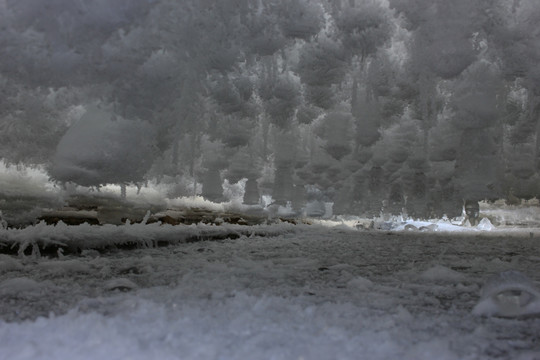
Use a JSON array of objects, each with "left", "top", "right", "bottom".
[{"left": 1, "top": 222, "right": 540, "bottom": 360}]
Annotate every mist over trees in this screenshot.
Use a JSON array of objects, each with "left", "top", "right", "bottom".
[{"left": 1, "top": 0, "right": 540, "bottom": 218}]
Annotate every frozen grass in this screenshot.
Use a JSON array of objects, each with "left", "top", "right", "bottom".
[{"left": 0, "top": 221, "right": 300, "bottom": 256}]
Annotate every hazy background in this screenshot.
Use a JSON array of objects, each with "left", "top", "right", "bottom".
[{"left": 1, "top": 0, "right": 539, "bottom": 219}]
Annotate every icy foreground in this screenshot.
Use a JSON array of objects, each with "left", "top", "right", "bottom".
[{"left": 1, "top": 225, "right": 540, "bottom": 360}]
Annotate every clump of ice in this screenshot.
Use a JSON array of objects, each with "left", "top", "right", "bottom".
[
  {"left": 472, "top": 270, "right": 540, "bottom": 317},
  {"left": 477, "top": 217, "right": 494, "bottom": 231},
  {"left": 391, "top": 219, "right": 465, "bottom": 232}
]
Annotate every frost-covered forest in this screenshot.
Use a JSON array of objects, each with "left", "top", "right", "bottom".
[{"left": 2, "top": 0, "right": 540, "bottom": 219}]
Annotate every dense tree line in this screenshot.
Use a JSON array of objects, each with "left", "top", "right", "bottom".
[{"left": 1, "top": 0, "right": 540, "bottom": 218}]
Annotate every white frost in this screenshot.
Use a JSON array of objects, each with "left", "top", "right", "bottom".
[{"left": 0, "top": 224, "right": 539, "bottom": 359}]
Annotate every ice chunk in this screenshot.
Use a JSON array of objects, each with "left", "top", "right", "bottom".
[
  {"left": 472, "top": 270, "right": 540, "bottom": 317},
  {"left": 477, "top": 217, "right": 494, "bottom": 231}
]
